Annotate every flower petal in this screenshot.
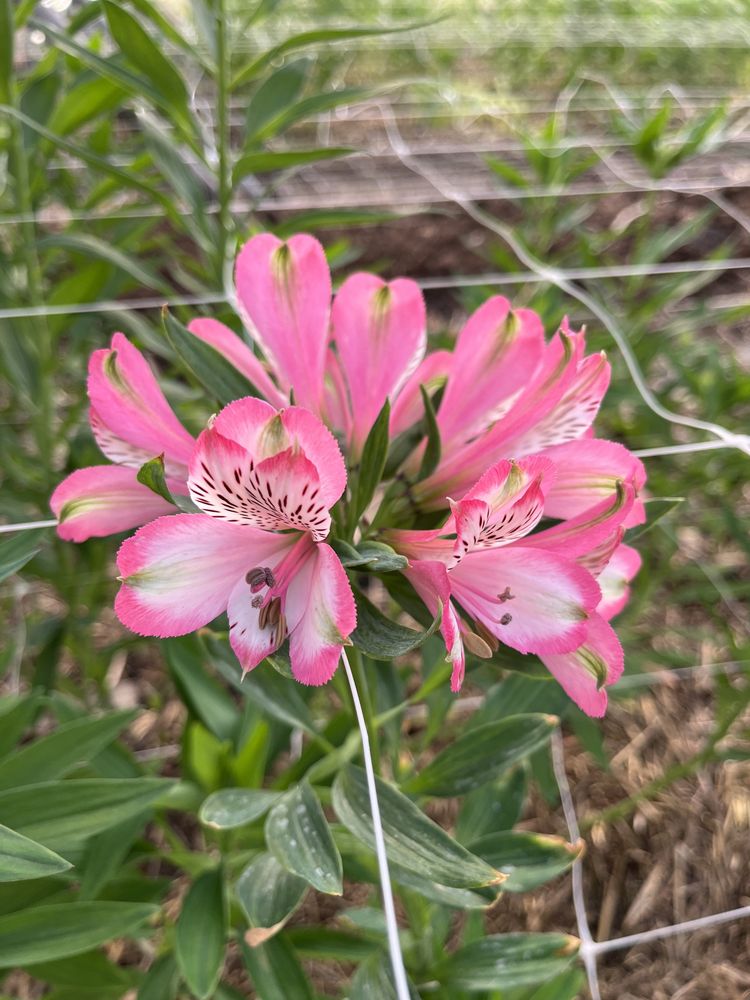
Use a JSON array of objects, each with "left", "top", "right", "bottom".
[
  {"left": 541, "top": 613, "right": 624, "bottom": 717},
  {"left": 284, "top": 543, "right": 356, "bottom": 685},
  {"left": 438, "top": 298, "right": 544, "bottom": 445},
  {"left": 389, "top": 349, "right": 452, "bottom": 439},
  {"left": 541, "top": 438, "right": 646, "bottom": 519},
  {"left": 188, "top": 426, "right": 331, "bottom": 540},
  {"left": 212, "top": 398, "right": 346, "bottom": 508},
  {"left": 227, "top": 575, "right": 284, "bottom": 674},
  {"left": 51, "top": 465, "right": 176, "bottom": 542},
  {"left": 597, "top": 544, "right": 642, "bottom": 620},
  {"left": 88, "top": 333, "right": 194, "bottom": 473},
  {"left": 522, "top": 481, "right": 636, "bottom": 559},
  {"left": 404, "top": 560, "right": 465, "bottom": 692},
  {"left": 332, "top": 273, "right": 426, "bottom": 453},
  {"left": 235, "top": 233, "right": 330, "bottom": 412},
  {"left": 451, "top": 456, "right": 554, "bottom": 557},
  {"left": 188, "top": 317, "right": 288, "bottom": 407},
  {"left": 115, "top": 514, "right": 293, "bottom": 637},
  {"left": 450, "top": 545, "right": 600, "bottom": 655}
]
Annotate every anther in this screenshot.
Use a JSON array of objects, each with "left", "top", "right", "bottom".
[
  {"left": 500, "top": 613, "right": 513, "bottom": 625},
  {"left": 498, "top": 587, "right": 515, "bottom": 603},
  {"left": 246, "top": 567, "right": 268, "bottom": 592},
  {"left": 474, "top": 619, "right": 499, "bottom": 653},
  {"left": 251, "top": 595, "right": 263, "bottom": 609}
]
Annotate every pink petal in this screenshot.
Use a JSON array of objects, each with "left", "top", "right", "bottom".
[
  {"left": 438, "top": 298, "right": 544, "bottom": 446},
  {"left": 212, "top": 398, "right": 346, "bottom": 509},
  {"left": 541, "top": 438, "right": 646, "bottom": 519},
  {"left": 522, "top": 482, "right": 636, "bottom": 559},
  {"left": 404, "top": 560, "right": 465, "bottom": 692},
  {"left": 598, "top": 544, "right": 642, "bottom": 620},
  {"left": 322, "top": 347, "right": 353, "bottom": 440},
  {"left": 188, "top": 426, "right": 331, "bottom": 540},
  {"left": 284, "top": 543, "right": 356, "bottom": 685},
  {"left": 332, "top": 273, "right": 426, "bottom": 453},
  {"left": 188, "top": 317, "right": 288, "bottom": 407},
  {"left": 51, "top": 465, "right": 176, "bottom": 542},
  {"left": 227, "top": 575, "right": 284, "bottom": 673},
  {"left": 88, "top": 333, "right": 194, "bottom": 474},
  {"left": 235, "top": 233, "right": 331, "bottom": 412},
  {"left": 389, "top": 350, "right": 453, "bottom": 439},
  {"left": 449, "top": 545, "right": 601, "bottom": 656},
  {"left": 541, "top": 613, "right": 624, "bottom": 717},
  {"left": 115, "top": 514, "right": 293, "bottom": 637},
  {"left": 383, "top": 524, "right": 454, "bottom": 565},
  {"left": 451, "top": 456, "right": 554, "bottom": 557}
]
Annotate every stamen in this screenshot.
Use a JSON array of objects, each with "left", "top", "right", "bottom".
[
  {"left": 251, "top": 595, "right": 263, "bottom": 609},
  {"left": 246, "top": 566, "right": 276, "bottom": 593},
  {"left": 474, "top": 619, "right": 500, "bottom": 653},
  {"left": 498, "top": 587, "right": 515, "bottom": 603},
  {"left": 500, "top": 613, "right": 513, "bottom": 625},
  {"left": 463, "top": 630, "right": 493, "bottom": 659},
  {"left": 273, "top": 611, "right": 287, "bottom": 647}
]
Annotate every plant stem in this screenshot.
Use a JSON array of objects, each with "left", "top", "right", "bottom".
[
  {"left": 348, "top": 647, "right": 380, "bottom": 773},
  {"left": 341, "top": 647, "right": 410, "bottom": 1000},
  {"left": 215, "top": 0, "right": 231, "bottom": 282}
]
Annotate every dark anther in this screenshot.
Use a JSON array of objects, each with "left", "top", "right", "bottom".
[
  {"left": 500, "top": 613, "right": 513, "bottom": 625},
  {"left": 251, "top": 595, "right": 263, "bottom": 609},
  {"left": 246, "top": 566, "right": 276, "bottom": 592},
  {"left": 498, "top": 587, "right": 515, "bottom": 603}
]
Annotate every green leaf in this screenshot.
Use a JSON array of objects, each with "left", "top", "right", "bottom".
[
  {"left": 0, "top": 826, "right": 71, "bottom": 883},
  {"left": 233, "top": 147, "right": 351, "bottom": 184},
  {"left": 285, "top": 926, "right": 377, "bottom": 961},
  {"left": 175, "top": 869, "right": 226, "bottom": 1000},
  {"left": 251, "top": 86, "right": 376, "bottom": 144},
  {"left": 330, "top": 539, "right": 407, "bottom": 573},
  {"left": 0, "top": 528, "right": 47, "bottom": 583},
  {"left": 350, "top": 588, "right": 440, "bottom": 660},
  {"left": 332, "top": 766, "right": 502, "bottom": 889},
  {"left": 467, "top": 831, "right": 583, "bottom": 892},
  {"left": 626, "top": 496, "right": 684, "bottom": 542},
  {"left": 434, "top": 933, "right": 579, "bottom": 991},
  {"left": 136, "top": 454, "right": 176, "bottom": 505},
  {"left": 528, "top": 966, "right": 586, "bottom": 999},
  {"left": 402, "top": 714, "right": 557, "bottom": 797},
  {"left": 0, "top": 695, "right": 42, "bottom": 759},
  {"left": 200, "top": 788, "right": 280, "bottom": 830},
  {"left": 245, "top": 58, "right": 308, "bottom": 141},
  {"left": 0, "top": 0, "right": 12, "bottom": 104},
  {"left": 456, "top": 769, "right": 527, "bottom": 844},
  {"left": 0, "top": 710, "right": 137, "bottom": 791},
  {"left": 236, "top": 853, "right": 306, "bottom": 943},
  {"left": 265, "top": 781, "right": 342, "bottom": 895},
  {"left": 25, "top": 949, "right": 134, "bottom": 990},
  {"left": 351, "top": 399, "right": 391, "bottom": 524},
  {"left": 78, "top": 810, "right": 151, "bottom": 900},
  {"left": 417, "top": 383, "right": 441, "bottom": 480},
  {"left": 38, "top": 232, "right": 171, "bottom": 295},
  {"left": 0, "top": 902, "right": 156, "bottom": 965},
  {"left": 166, "top": 636, "right": 239, "bottom": 742},
  {"left": 102, "top": 0, "right": 188, "bottom": 110},
  {"left": 350, "top": 953, "right": 420, "bottom": 999},
  {"left": 0, "top": 778, "right": 173, "bottom": 847},
  {"left": 240, "top": 934, "right": 314, "bottom": 1000},
  {"left": 138, "top": 952, "right": 179, "bottom": 1000},
  {"left": 162, "top": 308, "right": 259, "bottom": 406},
  {"left": 47, "top": 75, "right": 125, "bottom": 136}
]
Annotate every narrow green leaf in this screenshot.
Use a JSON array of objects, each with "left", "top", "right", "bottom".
[
  {"left": 434, "top": 933, "right": 579, "bottom": 991},
  {"left": 0, "top": 826, "right": 71, "bottom": 883},
  {"left": 241, "top": 934, "right": 314, "bottom": 1000},
  {"left": 403, "top": 714, "right": 557, "bottom": 797},
  {"left": 285, "top": 926, "right": 377, "bottom": 961},
  {"left": 166, "top": 636, "right": 239, "bottom": 742},
  {"left": 529, "top": 967, "right": 587, "bottom": 1000},
  {"left": 0, "top": 710, "right": 136, "bottom": 791},
  {"left": 468, "top": 831, "right": 583, "bottom": 892},
  {"left": 200, "top": 788, "right": 280, "bottom": 830},
  {"left": 250, "top": 86, "right": 375, "bottom": 144},
  {"left": 0, "top": 528, "right": 46, "bottom": 583},
  {"left": 330, "top": 539, "right": 407, "bottom": 573},
  {"left": 351, "top": 399, "right": 390, "bottom": 523},
  {"left": 78, "top": 810, "right": 151, "bottom": 900},
  {"left": 265, "top": 781, "right": 342, "bottom": 895},
  {"left": 138, "top": 952, "right": 179, "bottom": 1000},
  {"left": 25, "top": 949, "right": 135, "bottom": 990},
  {"left": 102, "top": 0, "right": 188, "bottom": 110},
  {"left": 236, "top": 853, "right": 306, "bottom": 943},
  {"left": 0, "top": 902, "right": 156, "bottom": 965},
  {"left": 332, "top": 766, "right": 502, "bottom": 889},
  {"left": 0, "top": 695, "right": 42, "bottom": 759},
  {"left": 162, "top": 308, "right": 258, "bottom": 406},
  {"left": 48, "top": 76, "right": 125, "bottom": 136},
  {"left": 626, "top": 496, "right": 684, "bottom": 542},
  {"left": 245, "top": 58, "right": 308, "bottom": 141},
  {"left": 417, "top": 383, "right": 441, "bottom": 480},
  {"left": 0, "top": 0, "right": 12, "bottom": 103},
  {"left": 350, "top": 952, "right": 420, "bottom": 999},
  {"left": 0, "top": 778, "right": 173, "bottom": 847},
  {"left": 233, "top": 147, "right": 351, "bottom": 184},
  {"left": 351, "top": 588, "right": 440, "bottom": 660},
  {"left": 136, "top": 454, "right": 177, "bottom": 505},
  {"left": 456, "top": 769, "right": 527, "bottom": 844},
  {"left": 176, "top": 869, "right": 226, "bottom": 999}
]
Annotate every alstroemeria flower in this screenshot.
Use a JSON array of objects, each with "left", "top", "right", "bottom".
[
  {"left": 51, "top": 333, "right": 194, "bottom": 541},
  {"left": 386, "top": 458, "right": 638, "bottom": 715},
  {"left": 115, "top": 398, "right": 356, "bottom": 685}
]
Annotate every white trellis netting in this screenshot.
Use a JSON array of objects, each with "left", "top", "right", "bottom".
[{"left": 3, "top": 76, "right": 750, "bottom": 996}]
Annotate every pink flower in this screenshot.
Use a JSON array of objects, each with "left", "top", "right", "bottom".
[
  {"left": 51, "top": 333, "right": 194, "bottom": 541},
  {"left": 115, "top": 398, "right": 356, "bottom": 685},
  {"left": 386, "top": 457, "right": 638, "bottom": 716}
]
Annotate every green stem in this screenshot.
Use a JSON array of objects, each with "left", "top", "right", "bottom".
[
  {"left": 348, "top": 648, "right": 380, "bottom": 774},
  {"left": 215, "top": 0, "right": 232, "bottom": 280}
]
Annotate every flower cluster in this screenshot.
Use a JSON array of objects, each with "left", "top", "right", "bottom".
[{"left": 52, "top": 233, "right": 645, "bottom": 716}]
